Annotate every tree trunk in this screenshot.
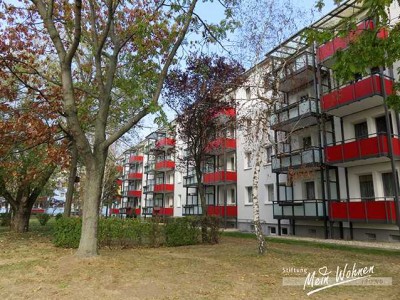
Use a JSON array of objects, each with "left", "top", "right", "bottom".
[
  {"left": 76, "top": 155, "right": 106, "bottom": 257},
  {"left": 252, "top": 149, "right": 266, "bottom": 255},
  {"left": 196, "top": 170, "right": 208, "bottom": 243},
  {"left": 64, "top": 142, "right": 78, "bottom": 217},
  {"left": 11, "top": 201, "right": 33, "bottom": 233}
]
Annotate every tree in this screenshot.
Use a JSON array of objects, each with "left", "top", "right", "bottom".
[
  {"left": 234, "top": 0, "right": 310, "bottom": 254},
  {"left": 0, "top": 94, "right": 66, "bottom": 232},
  {"left": 101, "top": 156, "right": 121, "bottom": 218},
  {"left": 0, "top": 0, "right": 239, "bottom": 256},
  {"left": 164, "top": 55, "right": 244, "bottom": 241}
]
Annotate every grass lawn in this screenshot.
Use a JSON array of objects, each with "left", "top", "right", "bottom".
[{"left": 0, "top": 220, "right": 399, "bottom": 299}]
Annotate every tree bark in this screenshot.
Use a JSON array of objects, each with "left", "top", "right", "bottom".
[
  {"left": 252, "top": 149, "right": 266, "bottom": 255},
  {"left": 64, "top": 142, "right": 78, "bottom": 217},
  {"left": 76, "top": 154, "right": 106, "bottom": 257},
  {"left": 196, "top": 166, "right": 208, "bottom": 243},
  {"left": 10, "top": 200, "right": 34, "bottom": 233}
]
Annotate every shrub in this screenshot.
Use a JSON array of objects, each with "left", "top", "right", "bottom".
[
  {"left": 36, "top": 213, "right": 51, "bottom": 226},
  {"left": 55, "top": 213, "right": 63, "bottom": 221},
  {"left": 165, "top": 217, "right": 200, "bottom": 247},
  {"left": 198, "top": 215, "right": 221, "bottom": 244},
  {"left": 53, "top": 216, "right": 219, "bottom": 249},
  {"left": 53, "top": 217, "right": 82, "bottom": 248},
  {"left": 0, "top": 213, "right": 11, "bottom": 227}
]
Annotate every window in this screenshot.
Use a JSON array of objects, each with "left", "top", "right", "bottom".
[
  {"left": 245, "top": 152, "right": 252, "bottom": 168},
  {"left": 281, "top": 227, "right": 288, "bottom": 235},
  {"left": 354, "top": 122, "right": 368, "bottom": 139},
  {"left": 266, "top": 146, "right": 272, "bottom": 163},
  {"left": 359, "top": 174, "right": 375, "bottom": 200},
  {"left": 246, "top": 186, "right": 253, "bottom": 204},
  {"left": 375, "top": 115, "right": 392, "bottom": 134},
  {"left": 266, "top": 184, "right": 274, "bottom": 202},
  {"left": 177, "top": 194, "right": 181, "bottom": 207},
  {"left": 230, "top": 189, "right": 236, "bottom": 204},
  {"left": 269, "top": 226, "right": 276, "bottom": 235},
  {"left": 246, "top": 87, "right": 251, "bottom": 101},
  {"left": 382, "top": 172, "right": 398, "bottom": 197},
  {"left": 303, "top": 136, "right": 312, "bottom": 149},
  {"left": 305, "top": 182, "right": 315, "bottom": 200}
]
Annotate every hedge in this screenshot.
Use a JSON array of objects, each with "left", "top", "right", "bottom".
[{"left": 53, "top": 216, "right": 221, "bottom": 249}]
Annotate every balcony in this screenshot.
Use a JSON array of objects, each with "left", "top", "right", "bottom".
[
  {"left": 271, "top": 97, "right": 320, "bottom": 131},
  {"left": 207, "top": 205, "right": 237, "bottom": 217},
  {"left": 329, "top": 198, "right": 397, "bottom": 224},
  {"left": 211, "top": 107, "right": 235, "bottom": 124},
  {"left": 276, "top": 52, "right": 315, "bottom": 92},
  {"left": 144, "top": 162, "right": 155, "bottom": 173},
  {"left": 154, "top": 183, "right": 174, "bottom": 193},
  {"left": 127, "top": 190, "right": 141, "bottom": 198},
  {"left": 155, "top": 138, "right": 175, "bottom": 150},
  {"left": 321, "top": 74, "right": 393, "bottom": 116},
  {"left": 325, "top": 134, "right": 400, "bottom": 166},
  {"left": 153, "top": 207, "right": 174, "bottom": 216},
  {"left": 129, "top": 155, "right": 143, "bottom": 163},
  {"left": 273, "top": 200, "right": 326, "bottom": 220},
  {"left": 203, "top": 170, "right": 237, "bottom": 185},
  {"left": 143, "top": 185, "right": 154, "bottom": 193},
  {"left": 155, "top": 160, "right": 175, "bottom": 171},
  {"left": 317, "top": 19, "right": 387, "bottom": 63},
  {"left": 205, "top": 138, "right": 236, "bottom": 155},
  {"left": 271, "top": 147, "right": 322, "bottom": 173},
  {"left": 127, "top": 172, "right": 142, "bottom": 180},
  {"left": 183, "top": 175, "right": 198, "bottom": 187}
]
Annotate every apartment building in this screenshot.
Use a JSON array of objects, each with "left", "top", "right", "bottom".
[{"left": 117, "top": 0, "right": 400, "bottom": 242}]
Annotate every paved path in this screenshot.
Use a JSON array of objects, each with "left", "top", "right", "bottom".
[{"left": 223, "top": 229, "right": 400, "bottom": 251}]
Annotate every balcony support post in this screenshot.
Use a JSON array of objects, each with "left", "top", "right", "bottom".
[
  {"left": 278, "top": 219, "right": 281, "bottom": 236},
  {"left": 380, "top": 67, "right": 400, "bottom": 231},
  {"left": 313, "top": 42, "right": 328, "bottom": 239},
  {"left": 339, "top": 221, "right": 344, "bottom": 239},
  {"left": 349, "top": 221, "right": 354, "bottom": 240}
]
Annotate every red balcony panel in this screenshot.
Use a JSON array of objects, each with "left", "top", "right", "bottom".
[
  {"left": 325, "top": 135, "right": 392, "bottom": 164},
  {"left": 207, "top": 205, "right": 237, "bottom": 217},
  {"left": 31, "top": 208, "right": 46, "bottom": 214},
  {"left": 111, "top": 208, "right": 120, "bottom": 214},
  {"left": 116, "top": 165, "right": 123, "bottom": 173},
  {"left": 203, "top": 171, "right": 237, "bottom": 184},
  {"left": 317, "top": 20, "right": 380, "bottom": 62},
  {"left": 128, "top": 172, "right": 142, "bottom": 180},
  {"left": 205, "top": 138, "right": 236, "bottom": 154},
  {"left": 116, "top": 179, "right": 123, "bottom": 186},
  {"left": 321, "top": 76, "right": 393, "bottom": 112},
  {"left": 155, "top": 160, "right": 175, "bottom": 171},
  {"left": 135, "top": 208, "right": 141, "bottom": 216},
  {"left": 153, "top": 207, "right": 174, "bottom": 216},
  {"left": 329, "top": 200, "right": 397, "bottom": 222},
  {"left": 212, "top": 107, "right": 236, "bottom": 120},
  {"left": 155, "top": 138, "right": 175, "bottom": 149},
  {"left": 127, "top": 190, "right": 141, "bottom": 198},
  {"left": 129, "top": 155, "right": 143, "bottom": 163},
  {"left": 154, "top": 183, "right": 174, "bottom": 193}
]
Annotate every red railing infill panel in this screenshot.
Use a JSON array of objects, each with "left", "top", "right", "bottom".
[
  {"left": 207, "top": 205, "right": 237, "bottom": 217},
  {"left": 155, "top": 138, "right": 175, "bottom": 149},
  {"left": 127, "top": 190, "right": 141, "bottom": 198},
  {"left": 203, "top": 171, "right": 237, "bottom": 184},
  {"left": 155, "top": 160, "right": 175, "bottom": 170},
  {"left": 129, "top": 156, "right": 143, "bottom": 163},
  {"left": 154, "top": 184, "right": 174, "bottom": 193}
]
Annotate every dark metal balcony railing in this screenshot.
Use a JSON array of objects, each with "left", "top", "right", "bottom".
[
  {"left": 143, "top": 184, "right": 154, "bottom": 193},
  {"left": 321, "top": 74, "right": 393, "bottom": 113},
  {"left": 329, "top": 197, "right": 397, "bottom": 223},
  {"left": 273, "top": 199, "right": 326, "bottom": 219},
  {"left": 277, "top": 52, "right": 314, "bottom": 81},
  {"left": 271, "top": 97, "right": 320, "bottom": 129},
  {"left": 183, "top": 175, "right": 198, "bottom": 186},
  {"left": 144, "top": 162, "right": 155, "bottom": 173},
  {"left": 325, "top": 133, "right": 400, "bottom": 165},
  {"left": 272, "top": 147, "right": 322, "bottom": 172}
]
